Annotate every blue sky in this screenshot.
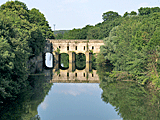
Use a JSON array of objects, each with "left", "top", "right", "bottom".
[{"left": 0, "top": 0, "right": 160, "bottom": 30}]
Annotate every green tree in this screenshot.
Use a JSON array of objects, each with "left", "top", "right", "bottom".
[
  {"left": 130, "top": 11, "right": 137, "bottom": 15},
  {"left": 97, "top": 12, "right": 160, "bottom": 87},
  {"left": 0, "top": 1, "right": 53, "bottom": 102},
  {"left": 87, "top": 27, "right": 101, "bottom": 39},
  {"left": 29, "top": 8, "right": 54, "bottom": 39},
  {"left": 123, "top": 12, "right": 129, "bottom": 17},
  {"left": 102, "top": 11, "right": 121, "bottom": 22}
]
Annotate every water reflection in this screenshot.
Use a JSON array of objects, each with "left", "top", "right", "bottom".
[
  {"left": 100, "top": 81, "right": 160, "bottom": 119},
  {"left": 38, "top": 83, "right": 122, "bottom": 120},
  {"left": 51, "top": 53, "right": 99, "bottom": 83},
  {"left": 0, "top": 69, "right": 53, "bottom": 120},
  {"left": 1, "top": 56, "right": 160, "bottom": 120},
  {"left": 51, "top": 69, "right": 100, "bottom": 83},
  {"left": 97, "top": 64, "right": 160, "bottom": 120}
]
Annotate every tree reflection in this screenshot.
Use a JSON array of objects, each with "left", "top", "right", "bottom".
[
  {"left": 97, "top": 65, "right": 160, "bottom": 119},
  {"left": 0, "top": 70, "right": 53, "bottom": 120}
]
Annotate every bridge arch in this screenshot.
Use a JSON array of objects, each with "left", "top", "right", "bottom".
[
  {"left": 75, "top": 53, "right": 86, "bottom": 70},
  {"left": 46, "top": 39, "right": 104, "bottom": 71},
  {"left": 59, "top": 53, "right": 69, "bottom": 70}
]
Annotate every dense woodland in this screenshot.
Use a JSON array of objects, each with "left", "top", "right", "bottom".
[
  {"left": 0, "top": 1, "right": 54, "bottom": 103},
  {"left": 96, "top": 9, "right": 160, "bottom": 89}
]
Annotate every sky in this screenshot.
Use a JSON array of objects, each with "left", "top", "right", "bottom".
[{"left": 0, "top": 0, "right": 160, "bottom": 30}]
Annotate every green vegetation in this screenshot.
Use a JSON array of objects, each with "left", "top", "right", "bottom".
[
  {"left": 0, "top": 1, "right": 54, "bottom": 103},
  {"left": 0, "top": 70, "right": 53, "bottom": 120},
  {"left": 0, "top": 1, "right": 160, "bottom": 113},
  {"left": 54, "top": 30, "right": 69, "bottom": 39},
  {"left": 60, "top": 53, "right": 69, "bottom": 68},
  {"left": 55, "top": 11, "right": 123, "bottom": 39},
  {"left": 97, "top": 7, "right": 160, "bottom": 88},
  {"left": 100, "top": 80, "right": 160, "bottom": 119},
  {"left": 76, "top": 53, "right": 86, "bottom": 70}
]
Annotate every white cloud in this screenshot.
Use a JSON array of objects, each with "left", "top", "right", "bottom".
[{"left": 54, "top": 83, "right": 101, "bottom": 96}]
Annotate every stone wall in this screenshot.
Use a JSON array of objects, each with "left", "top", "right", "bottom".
[{"left": 48, "top": 39, "right": 104, "bottom": 54}]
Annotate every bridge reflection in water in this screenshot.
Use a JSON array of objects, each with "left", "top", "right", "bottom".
[{"left": 50, "top": 62, "right": 100, "bottom": 83}]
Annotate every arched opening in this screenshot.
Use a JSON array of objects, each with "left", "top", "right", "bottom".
[
  {"left": 75, "top": 53, "right": 86, "bottom": 70},
  {"left": 59, "top": 53, "right": 69, "bottom": 70},
  {"left": 45, "top": 52, "right": 53, "bottom": 68}
]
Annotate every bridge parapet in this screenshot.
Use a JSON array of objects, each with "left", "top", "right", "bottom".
[{"left": 47, "top": 39, "right": 104, "bottom": 54}]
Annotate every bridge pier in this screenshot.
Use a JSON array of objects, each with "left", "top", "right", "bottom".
[
  {"left": 85, "top": 51, "right": 92, "bottom": 63},
  {"left": 86, "top": 62, "right": 92, "bottom": 72},
  {"left": 53, "top": 52, "right": 59, "bottom": 72},
  {"left": 85, "top": 51, "right": 92, "bottom": 72},
  {"left": 69, "top": 51, "right": 76, "bottom": 72}
]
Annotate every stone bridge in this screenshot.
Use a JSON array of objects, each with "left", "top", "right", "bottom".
[
  {"left": 47, "top": 39, "right": 104, "bottom": 66},
  {"left": 44, "top": 39, "right": 104, "bottom": 83}
]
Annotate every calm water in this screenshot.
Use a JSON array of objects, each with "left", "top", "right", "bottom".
[
  {"left": 38, "top": 83, "right": 122, "bottom": 120},
  {"left": 0, "top": 54, "right": 160, "bottom": 120}
]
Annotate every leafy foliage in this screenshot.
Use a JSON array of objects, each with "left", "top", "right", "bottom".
[
  {"left": 76, "top": 53, "right": 86, "bottom": 70},
  {"left": 57, "top": 12, "right": 122, "bottom": 40},
  {"left": 0, "top": 70, "right": 53, "bottom": 120},
  {"left": 102, "top": 11, "right": 121, "bottom": 21},
  {"left": 60, "top": 53, "right": 69, "bottom": 68},
  {"left": 0, "top": 1, "right": 54, "bottom": 102},
  {"left": 97, "top": 11, "right": 160, "bottom": 87},
  {"left": 100, "top": 81, "right": 160, "bottom": 120}
]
